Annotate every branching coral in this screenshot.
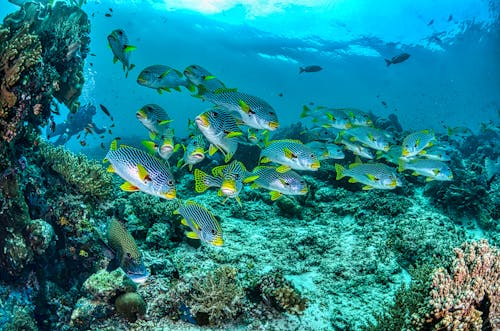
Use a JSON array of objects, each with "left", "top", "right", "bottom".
[
  {"left": 258, "top": 269, "right": 308, "bottom": 315},
  {"left": 423, "top": 239, "right": 499, "bottom": 330},
  {"left": 189, "top": 266, "right": 244, "bottom": 326},
  {"left": 38, "top": 140, "right": 113, "bottom": 199}
]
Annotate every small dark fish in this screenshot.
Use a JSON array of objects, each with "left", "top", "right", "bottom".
[
  {"left": 49, "top": 116, "right": 56, "bottom": 132},
  {"left": 299, "top": 65, "right": 322, "bottom": 74},
  {"left": 108, "top": 129, "right": 112, "bottom": 134},
  {"left": 278, "top": 92, "right": 283, "bottom": 97},
  {"left": 100, "top": 135, "right": 105, "bottom": 139},
  {"left": 105, "top": 13, "right": 112, "bottom": 17},
  {"left": 109, "top": 8, "right": 113, "bottom": 12},
  {"left": 99, "top": 104, "right": 112, "bottom": 117},
  {"left": 90, "top": 53, "right": 96, "bottom": 56},
  {"left": 448, "top": 15, "right": 453, "bottom": 22},
  {"left": 84, "top": 127, "right": 93, "bottom": 134},
  {"left": 90, "top": 63, "right": 94, "bottom": 67},
  {"left": 381, "top": 101, "right": 387, "bottom": 107},
  {"left": 80, "top": 140, "right": 86, "bottom": 146},
  {"left": 385, "top": 53, "right": 410, "bottom": 67},
  {"left": 110, "top": 123, "right": 115, "bottom": 128},
  {"left": 76, "top": 134, "right": 81, "bottom": 139},
  {"left": 427, "top": 19, "right": 434, "bottom": 26},
  {"left": 309, "top": 102, "right": 314, "bottom": 106},
  {"left": 101, "top": 142, "right": 106, "bottom": 149}
]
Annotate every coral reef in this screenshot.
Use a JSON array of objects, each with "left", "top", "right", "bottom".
[
  {"left": 114, "top": 292, "right": 147, "bottom": 322},
  {"left": 38, "top": 140, "right": 113, "bottom": 199}
]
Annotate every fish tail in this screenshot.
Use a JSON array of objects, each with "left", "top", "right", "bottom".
[
  {"left": 194, "top": 169, "right": 211, "bottom": 193},
  {"left": 334, "top": 164, "right": 345, "bottom": 180},
  {"left": 397, "top": 159, "right": 406, "bottom": 172},
  {"left": 385, "top": 59, "right": 392, "bottom": 67},
  {"left": 299, "top": 67, "right": 304, "bottom": 73}
]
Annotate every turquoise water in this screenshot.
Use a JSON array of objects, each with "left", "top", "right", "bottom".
[{"left": 0, "top": 1, "right": 499, "bottom": 330}]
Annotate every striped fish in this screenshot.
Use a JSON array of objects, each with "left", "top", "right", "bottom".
[
  {"left": 260, "top": 139, "right": 320, "bottom": 172},
  {"left": 174, "top": 201, "right": 223, "bottom": 246},
  {"left": 136, "top": 103, "right": 172, "bottom": 140},
  {"left": 104, "top": 140, "right": 176, "bottom": 199},
  {"left": 251, "top": 166, "right": 308, "bottom": 200}
]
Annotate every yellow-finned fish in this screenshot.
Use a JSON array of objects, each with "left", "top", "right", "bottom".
[
  {"left": 339, "top": 138, "right": 375, "bottom": 159},
  {"left": 136, "top": 104, "right": 172, "bottom": 140},
  {"left": 107, "top": 219, "right": 149, "bottom": 284},
  {"left": 141, "top": 130, "right": 180, "bottom": 161},
  {"left": 137, "top": 65, "right": 195, "bottom": 93},
  {"left": 107, "top": 29, "right": 136, "bottom": 78},
  {"left": 300, "top": 105, "right": 352, "bottom": 130},
  {"left": 195, "top": 108, "right": 243, "bottom": 163},
  {"left": 197, "top": 86, "right": 279, "bottom": 131},
  {"left": 398, "top": 159, "right": 453, "bottom": 181},
  {"left": 194, "top": 160, "right": 258, "bottom": 205},
  {"left": 183, "top": 64, "right": 227, "bottom": 92},
  {"left": 250, "top": 166, "right": 308, "bottom": 201},
  {"left": 343, "top": 127, "right": 392, "bottom": 152},
  {"left": 260, "top": 139, "right": 320, "bottom": 172},
  {"left": 104, "top": 140, "right": 176, "bottom": 199},
  {"left": 177, "top": 134, "right": 207, "bottom": 171},
  {"left": 342, "top": 108, "right": 373, "bottom": 127},
  {"left": 174, "top": 200, "right": 223, "bottom": 246},
  {"left": 306, "top": 141, "right": 345, "bottom": 160},
  {"left": 335, "top": 161, "right": 401, "bottom": 190},
  {"left": 401, "top": 130, "right": 435, "bottom": 157}
]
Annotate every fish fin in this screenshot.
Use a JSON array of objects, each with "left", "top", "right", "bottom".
[
  {"left": 260, "top": 157, "right": 271, "bottom": 164},
  {"left": 157, "top": 88, "right": 163, "bottom": 94},
  {"left": 173, "top": 144, "right": 181, "bottom": 153},
  {"left": 362, "top": 185, "right": 374, "bottom": 190},
  {"left": 113, "top": 56, "right": 118, "bottom": 64},
  {"left": 149, "top": 131, "right": 157, "bottom": 140},
  {"left": 141, "top": 140, "right": 157, "bottom": 155},
  {"left": 173, "top": 86, "right": 182, "bottom": 92},
  {"left": 419, "top": 150, "right": 427, "bottom": 155},
  {"left": 385, "top": 59, "right": 391, "bottom": 67},
  {"left": 120, "top": 181, "right": 140, "bottom": 192},
  {"left": 299, "top": 67, "right": 304, "bottom": 73},
  {"left": 300, "top": 105, "right": 310, "bottom": 118},
  {"left": 354, "top": 156, "right": 362, "bottom": 164},
  {"left": 173, "top": 209, "right": 180, "bottom": 215},
  {"left": 243, "top": 175, "right": 259, "bottom": 183},
  {"left": 186, "top": 83, "right": 196, "bottom": 93},
  {"left": 211, "top": 164, "right": 226, "bottom": 177},
  {"left": 181, "top": 218, "right": 189, "bottom": 226},
  {"left": 283, "top": 148, "right": 297, "bottom": 160},
  {"left": 366, "top": 174, "right": 376, "bottom": 181},
  {"left": 335, "top": 164, "right": 345, "bottom": 180},
  {"left": 137, "top": 164, "right": 151, "bottom": 183},
  {"left": 159, "top": 69, "right": 171, "bottom": 79},
  {"left": 176, "top": 158, "right": 184, "bottom": 169},
  {"left": 159, "top": 119, "right": 173, "bottom": 126},
  {"left": 397, "top": 159, "right": 406, "bottom": 172},
  {"left": 194, "top": 169, "right": 211, "bottom": 193},
  {"left": 185, "top": 231, "right": 199, "bottom": 239},
  {"left": 238, "top": 99, "right": 251, "bottom": 113},
  {"left": 196, "top": 85, "right": 208, "bottom": 97},
  {"left": 123, "top": 45, "right": 137, "bottom": 53},
  {"left": 224, "top": 152, "right": 233, "bottom": 163},
  {"left": 217, "top": 190, "right": 224, "bottom": 197},
  {"left": 204, "top": 75, "right": 216, "bottom": 81},
  {"left": 128, "top": 64, "right": 136, "bottom": 72},
  {"left": 208, "top": 144, "right": 218, "bottom": 156},
  {"left": 425, "top": 177, "right": 434, "bottom": 182},
  {"left": 235, "top": 196, "right": 242, "bottom": 207},
  {"left": 250, "top": 183, "right": 260, "bottom": 189},
  {"left": 161, "top": 87, "right": 171, "bottom": 93},
  {"left": 188, "top": 164, "right": 193, "bottom": 171},
  {"left": 276, "top": 165, "right": 290, "bottom": 173},
  {"left": 110, "top": 139, "right": 118, "bottom": 151},
  {"left": 348, "top": 178, "right": 358, "bottom": 183},
  {"left": 270, "top": 191, "right": 282, "bottom": 201},
  {"left": 226, "top": 131, "right": 243, "bottom": 138},
  {"left": 106, "top": 164, "right": 115, "bottom": 173},
  {"left": 412, "top": 171, "right": 419, "bottom": 176}
]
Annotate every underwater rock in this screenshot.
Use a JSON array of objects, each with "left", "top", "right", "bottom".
[
  {"left": 70, "top": 297, "right": 112, "bottom": 329},
  {"left": 276, "top": 195, "right": 303, "bottom": 219},
  {"left": 81, "top": 269, "right": 137, "bottom": 302},
  {"left": 3, "top": 232, "right": 33, "bottom": 275},
  {"left": 114, "top": 292, "right": 147, "bottom": 322},
  {"left": 25, "top": 218, "right": 54, "bottom": 255}
]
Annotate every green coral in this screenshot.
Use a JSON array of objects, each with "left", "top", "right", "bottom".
[
  {"left": 39, "top": 140, "right": 113, "bottom": 199},
  {"left": 81, "top": 269, "right": 137, "bottom": 302}
]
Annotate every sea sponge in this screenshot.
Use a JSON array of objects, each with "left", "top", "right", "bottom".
[
  {"left": 114, "top": 292, "right": 147, "bottom": 322},
  {"left": 38, "top": 140, "right": 113, "bottom": 199}
]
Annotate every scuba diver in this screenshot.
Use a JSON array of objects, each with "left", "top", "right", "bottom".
[{"left": 47, "top": 103, "right": 106, "bottom": 146}]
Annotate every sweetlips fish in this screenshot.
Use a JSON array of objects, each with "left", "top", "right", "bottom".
[
  {"left": 197, "top": 86, "right": 279, "bottom": 131},
  {"left": 401, "top": 130, "right": 435, "bottom": 157},
  {"left": 245, "top": 128, "right": 268, "bottom": 148},
  {"left": 177, "top": 134, "right": 207, "bottom": 171},
  {"left": 339, "top": 138, "right": 374, "bottom": 159},
  {"left": 335, "top": 161, "right": 402, "bottom": 190},
  {"left": 421, "top": 146, "right": 451, "bottom": 162},
  {"left": 250, "top": 166, "right": 308, "bottom": 200},
  {"left": 306, "top": 141, "right": 345, "bottom": 160},
  {"left": 174, "top": 200, "right": 223, "bottom": 246},
  {"left": 107, "top": 219, "right": 149, "bottom": 284},
  {"left": 136, "top": 104, "right": 172, "bottom": 140},
  {"left": 385, "top": 53, "right": 410, "bottom": 66},
  {"left": 300, "top": 105, "right": 352, "bottom": 130},
  {"left": 342, "top": 108, "right": 373, "bottom": 127},
  {"left": 195, "top": 108, "right": 243, "bottom": 163},
  {"left": 142, "top": 129, "right": 180, "bottom": 161},
  {"left": 376, "top": 146, "right": 403, "bottom": 165},
  {"left": 107, "top": 29, "right": 136, "bottom": 78},
  {"left": 299, "top": 65, "right": 322, "bottom": 73},
  {"left": 343, "top": 127, "right": 392, "bottom": 152},
  {"left": 260, "top": 139, "right": 320, "bottom": 172},
  {"left": 183, "top": 64, "right": 227, "bottom": 92},
  {"left": 300, "top": 126, "right": 341, "bottom": 142},
  {"left": 194, "top": 160, "right": 258, "bottom": 205},
  {"left": 104, "top": 140, "right": 176, "bottom": 199},
  {"left": 398, "top": 159, "right": 453, "bottom": 181},
  {"left": 137, "top": 65, "right": 195, "bottom": 93}
]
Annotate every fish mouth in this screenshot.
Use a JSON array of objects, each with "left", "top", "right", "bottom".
[
  {"left": 137, "top": 77, "right": 147, "bottom": 84},
  {"left": 401, "top": 148, "right": 410, "bottom": 156},
  {"left": 211, "top": 236, "right": 224, "bottom": 246},
  {"left": 136, "top": 110, "right": 146, "bottom": 119},
  {"left": 127, "top": 272, "right": 150, "bottom": 284},
  {"left": 220, "top": 179, "right": 237, "bottom": 195},
  {"left": 195, "top": 115, "right": 209, "bottom": 128},
  {"left": 299, "top": 187, "right": 309, "bottom": 194},
  {"left": 268, "top": 121, "right": 279, "bottom": 130},
  {"left": 191, "top": 150, "right": 205, "bottom": 159},
  {"left": 162, "top": 189, "right": 176, "bottom": 199}
]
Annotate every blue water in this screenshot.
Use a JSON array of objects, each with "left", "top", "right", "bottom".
[{"left": 3, "top": 0, "right": 498, "bottom": 157}]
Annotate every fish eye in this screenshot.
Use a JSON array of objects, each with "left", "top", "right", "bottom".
[
  {"left": 310, "top": 154, "right": 315, "bottom": 158},
  {"left": 211, "top": 111, "right": 218, "bottom": 117},
  {"left": 193, "top": 141, "right": 197, "bottom": 145},
  {"left": 269, "top": 111, "right": 275, "bottom": 116},
  {"left": 284, "top": 182, "right": 290, "bottom": 186},
  {"left": 234, "top": 174, "right": 240, "bottom": 179},
  {"left": 211, "top": 229, "right": 217, "bottom": 235},
  {"left": 118, "top": 30, "right": 123, "bottom": 35},
  {"left": 167, "top": 180, "right": 174, "bottom": 185}
]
